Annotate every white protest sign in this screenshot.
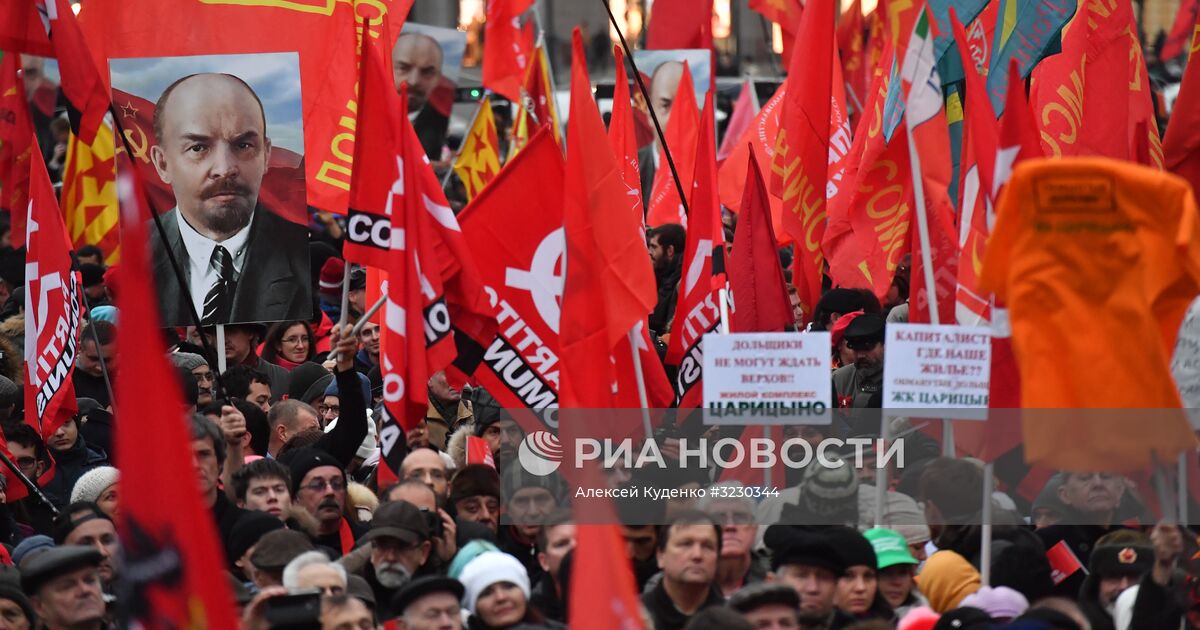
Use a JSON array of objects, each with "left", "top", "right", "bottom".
[
  {"left": 702, "top": 332, "right": 831, "bottom": 424},
  {"left": 883, "top": 323, "right": 991, "bottom": 420}
]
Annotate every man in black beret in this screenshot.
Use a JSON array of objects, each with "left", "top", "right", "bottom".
[
  {"left": 21, "top": 546, "right": 106, "bottom": 630},
  {"left": 393, "top": 575, "right": 465, "bottom": 630},
  {"left": 763, "top": 525, "right": 853, "bottom": 630},
  {"left": 831, "top": 313, "right": 886, "bottom": 409},
  {"left": 248, "top": 529, "right": 315, "bottom": 590},
  {"left": 727, "top": 582, "right": 801, "bottom": 628}
]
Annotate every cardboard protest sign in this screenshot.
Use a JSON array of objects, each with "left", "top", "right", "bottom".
[
  {"left": 883, "top": 323, "right": 991, "bottom": 419},
  {"left": 702, "top": 332, "right": 832, "bottom": 424}
]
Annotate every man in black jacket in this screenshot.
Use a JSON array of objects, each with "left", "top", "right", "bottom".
[
  {"left": 648, "top": 224, "right": 685, "bottom": 334},
  {"left": 641, "top": 510, "right": 724, "bottom": 630}
]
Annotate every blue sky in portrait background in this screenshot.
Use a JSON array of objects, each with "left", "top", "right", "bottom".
[
  {"left": 401, "top": 22, "right": 467, "bottom": 84},
  {"left": 108, "top": 52, "right": 304, "bottom": 154}
]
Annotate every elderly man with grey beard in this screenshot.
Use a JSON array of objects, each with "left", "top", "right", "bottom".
[{"left": 338, "top": 500, "right": 433, "bottom": 621}]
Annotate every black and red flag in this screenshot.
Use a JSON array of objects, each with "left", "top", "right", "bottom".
[
  {"left": 36, "top": 0, "right": 109, "bottom": 144},
  {"left": 23, "top": 136, "right": 82, "bottom": 444},
  {"left": 114, "top": 153, "right": 238, "bottom": 628}
]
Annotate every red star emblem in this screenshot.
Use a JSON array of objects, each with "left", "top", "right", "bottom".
[
  {"left": 119, "top": 101, "right": 139, "bottom": 119},
  {"left": 1118, "top": 547, "right": 1137, "bottom": 564}
]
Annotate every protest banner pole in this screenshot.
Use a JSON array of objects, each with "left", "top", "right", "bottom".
[
  {"left": 215, "top": 324, "right": 227, "bottom": 375},
  {"left": 530, "top": 4, "right": 565, "bottom": 141},
  {"left": 628, "top": 329, "right": 653, "bottom": 439},
  {"left": 350, "top": 295, "right": 387, "bottom": 337},
  {"left": 81, "top": 294, "right": 116, "bottom": 413},
  {"left": 0, "top": 450, "right": 58, "bottom": 516},
  {"left": 1180, "top": 452, "right": 1190, "bottom": 525},
  {"left": 874, "top": 413, "right": 889, "bottom": 528},
  {"left": 601, "top": 0, "right": 692, "bottom": 220},
  {"left": 980, "top": 461, "right": 994, "bottom": 586}
]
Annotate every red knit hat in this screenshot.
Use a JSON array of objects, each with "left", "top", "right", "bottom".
[{"left": 319, "top": 257, "right": 345, "bottom": 297}]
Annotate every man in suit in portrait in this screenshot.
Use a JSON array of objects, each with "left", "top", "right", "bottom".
[
  {"left": 149, "top": 72, "right": 310, "bottom": 327},
  {"left": 394, "top": 32, "right": 449, "bottom": 161}
]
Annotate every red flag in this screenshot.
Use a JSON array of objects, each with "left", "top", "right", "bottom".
[
  {"left": 717, "top": 80, "right": 758, "bottom": 164},
  {"left": 1046, "top": 540, "right": 1086, "bottom": 586},
  {"left": 482, "top": 0, "right": 534, "bottom": 102},
  {"left": 839, "top": 0, "right": 868, "bottom": 116},
  {"left": 729, "top": 151, "right": 791, "bottom": 333},
  {"left": 646, "top": 62, "right": 700, "bottom": 228},
  {"left": 0, "top": 53, "right": 33, "bottom": 249},
  {"left": 646, "top": 0, "right": 713, "bottom": 50},
  {"left": 609, "top": 46, "right": 644, "bottom": 228},
  {"left": 1164, "top": 12, "right": 1200, "bottom": 208},
  {"left": 0, "top": 1, "right": 51, "bottom": 56},
  {"left": 1162, "top": 0, "right": 1200, "bottom": 60},
  {"left": 773, "top": 0, "right": 836, "bottom": 323},
  {"left": 38, "top": 0, "right": 109, "bottom": 145},
  {"left": 666, "top": 92, "right": 726, "bottom": 411},
  {"left": 718, "top": 82, "right": 785, "bottom": 239},
  {"left": 115, "top": 154, "right": 238, "bottom": 628},
  {"left": 24, "top": 137, "right": 81, "bottom": 443},
  {"left": 465, "top": 435, "right": 496, "bottom": 468},
  {"left": 560, "top": 28, "right": 657, "bottom": 409},
  {"left": 510, "top": 44, "right": 561, "bottom": 156},
  {"left": 568, "top": 524, "right": 646, "bottom": 630},
  {"left": 459, "top": 127, "right": 562, "bottom": 428},
  {"left": 951, "top": 10, "right": 999, "bottom": 328}
]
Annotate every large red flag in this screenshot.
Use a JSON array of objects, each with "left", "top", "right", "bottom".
[
  {"left": 774, "top": 0, "right": 836, "bottom": 324},
  {"left": 646, "top": 63, "right": 700, "bottom": 228},
  {"left": 729, "top": 151, "right": 791, "bottom": 332},
  {"left": 646, "top": 0, "right": 713, "bottom": 50},
  {"left": 482, "top": 0, "right": 534, "bottom": 102},
  {"left": 951, "top": 10, "right": 999, "bottom": 328},
  {"left": 24, "top": 137, "right": 81, "bottom": 443},
  {"left": 560, "top": 28, "right": 657, "bottom": 409},
  {"left": 609, "top": 46, "right": 644, "bottom": 228},
  {"left": 0, "top": 0, "right": 51, "bottom": 55},
  {"left": 115, "top": 154, "right": 238, "bottom": 628},
  {"left": 717, "top": 80, "right": 758, "bottom": 164},
  {"left": 717, "top": 82, "right": 785, "bottom": 236},
  {"left": 459, "top": 127, "right": 563, "bottom": 430},
  {"left": 79, "top": 0, "right": 413, "bottom": 215},
  {"left": 839, "top": 0, "right": 868, "bottom": 115},
  {"left": 0, "top": 53, "right": 33, "bottom": 249},
  {"left": 1164, "top": 13, "right": 1200, "bottom": 208},
  {"left": 568, "top": 524, "right": 646, "bottom": 630},
  {"left": 38, "top": 0, "right": 109, "bottom": 145},
  {"left": 1162, "top": 0, "right": 1200, "bottom": 60},
  {"left": 666, "top": 92, "right": 726, "bottom": 411}
]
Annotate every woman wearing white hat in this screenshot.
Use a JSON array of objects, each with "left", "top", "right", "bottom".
[
  {"left": 459, "top": 551, "right": 563, "bottom": 630},
  {"left": 70, "top": 466, "right": 119, "bottom": 521}
]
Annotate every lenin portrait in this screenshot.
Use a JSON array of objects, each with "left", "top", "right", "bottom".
[{"left": 145, "top": 70, "right": 310, "bottom": 327}]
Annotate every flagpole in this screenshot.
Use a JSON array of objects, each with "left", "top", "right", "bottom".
[
  {"left": 351, "top": 295, "right": 387, "bottom": 337},
  {"left": 215, "top": 324, "right": 227, "bottom": 375},
  {"left": 874, "top": 413, "right": 889, "bottom": 528},
  {"left": 1180, "top": 451, "right": 1190, "bottom": 525},
  {"left": 980, "top": 460, "right": 994, "bottom": 586},
  {"left": 81, "top": 294, "right": 116, "bottom": 412},
  {"left": 627, "top": 329, "right": 653, "bottom": 439},
  {"left": 601, "top": 0, "right": 692, "bottom": 221},
  {"left": 0, "top": 450, "right": 59, "bottom": 516},
  {"left": 531, "top": 5, "right": 565, "bottom": 141}
]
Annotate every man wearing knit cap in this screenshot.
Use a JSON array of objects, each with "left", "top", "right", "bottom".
[
  {"left": 448, "top": 464, "right": 501, "bottom": 534},
  {"left": 0, "top": 579, "right": 35, "bottom": 629},
  {"left": 474, "top": 409, "right": 524, "bottom": 472},
  {"left": 727, "top": 582, "right": 801, "bottom": 629},
  {"left": 281, "top": 446, "right": 365, "bottom": 556},
  {"left": 226, "top": 510, "right": 285, "bottom": 580},
  {"left": 498, "top": 463, "right": 567, "bottom": 583},
  {"left": 169, "top": 351, "right": 215, "bottom": 406},
  {"left": 22, "top": 546, "right": 106, "bottom": 630},
  {"left": 762, "top": 524, "right": 851, "bottom": 630},
  {"left": 0, "top": 375, "right": 19, "bottom": 422},
  {"left": 318, "top": 257, "right": 346, "bottom": 321}
]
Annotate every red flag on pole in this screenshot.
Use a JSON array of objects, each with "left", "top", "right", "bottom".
[
  {"left": 646, "top": 63, "right": 699, "bottom": 228},
  {"left": 1161, "top": 0, "right": 1199, "bottom": 61},
  {"left": 1164, "top": 12, "right": 1200, "bottom": 208},
  {"left": 482, "top": 0, "right": 534, "bottom": 102},
  {"left": 24, "top": 137, "right": 82, "bottom": 443},
  {"left": 646, "top": 0, "right": 713, "bottom": 50},
  {"left": 0, "top": 1, "right": 52, "bottom": 56},
  {"left": 37, "top": 0, "right": 109, "bottom": 145},
  {"left": 729, "top": 151, "right": 791, "bottom": 333},
  {"left": 665, "top": 91, "right": 726, "bottom": 411},
  {"left": 115, "top": 154, "right": 238, "bottom": 628},
  {"left": 717, "top": 80, "right": 758, "bottom": 164},
  {"left": 717, "top": 83, "right": 786, "bottom": 241},
  {"left": 568, "top": 524, "right": 646, "bottom": 630},
  {"left": 560, "top": 27, "right": 657, "bottom": 409},
  {"left": 609, "top": 45, "right": 644, "bottom": 227},
  {"left": 0, "top": 53, "right": 33, "bottom": 249},
  {"left": 773, "top": 0, "right": 835, "bottom": 324}
]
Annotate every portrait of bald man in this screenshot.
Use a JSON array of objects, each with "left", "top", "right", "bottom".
[
  {"left": 648, "top": 60, "right": 685, "bottom": 129},
  {"left": 148, "top": 72, "right": 311, "bottom": 327},
  {"left": 393, "top": 31, "right": 449, "bottom": 161}
]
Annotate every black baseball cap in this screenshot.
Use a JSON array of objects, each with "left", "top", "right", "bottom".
[{"left": 363, "top": 501, "right": 429, "bottom": 546}]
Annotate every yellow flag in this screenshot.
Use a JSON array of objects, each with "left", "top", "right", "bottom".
[
  {"left": 62, "top": 125, "right": 120, "bottom": 263},
  {"left": 453, "top": 96, "right": 502, "bottom": 201}
]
